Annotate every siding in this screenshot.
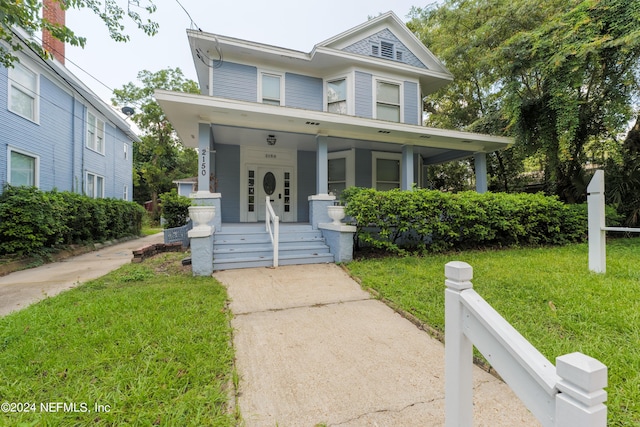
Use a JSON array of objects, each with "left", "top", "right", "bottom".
[
  {"left": 403, "top": 81, "right": 419, "bottom": 125},
  {"left": 215, "top": 143, "right": 241, "bottom": 222},
  {"left": 297, "top": 150, "right": 316, "bottom": 222},
  {"left": 285, "top": 73, "right": 323, "bottom": 111},
  {"left": 343, "top": 29, "right": 427, "bottom": 69},
  {"left": 212, "top": 62, "right": 257, "bottom": 102},
  {"left": 354, "top": 71, "right": 373, "bottom": 119}
]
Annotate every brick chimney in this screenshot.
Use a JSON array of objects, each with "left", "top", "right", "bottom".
[{"left": 42, "top": 0, "right": 65, "bottom": 64}]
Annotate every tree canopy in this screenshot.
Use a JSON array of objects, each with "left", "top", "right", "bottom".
[
  {"left": 0, "top": 0, "right": 158, "bottom": 67},
  {"left": 111, "top": 68, "right": 199, "bottom": 213},
  {"left": 409, "top": 0, "right": 640, "bottom": 211}
]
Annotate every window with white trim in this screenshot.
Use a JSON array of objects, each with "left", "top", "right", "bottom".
[
  {"left": 86, "top": 172, "right": 104, "bottom": 198},
  {"left": 328, "top": 150, "right": 355, "bottom": 198},
  {"left": 376, "top": 80, "right": 401, "bottom": 123},
  {"left": 123, "top": 184, "right": 129, "bottom": 200},
  {"left": 8, "top": 62, "right": 39, "bottom": 122},
  {"left": 124, "top": 143, "right": 128, "bottom": 160},
  {"left": 327, "top": 78, "right": 347, "bottom": 114},
  {"left": 372, "top": 152, "right": 401, "bottom": 191},
  {"left": 87, "top": 111, "right": 105, "bottom": 154},
  {"left": 8, "top": 147, "right": 39, "bottom": 187},
  {"left": 260, "top": 72, "right": 283, "bottom": 106}
]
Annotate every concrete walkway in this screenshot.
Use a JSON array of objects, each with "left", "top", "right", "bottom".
[
  {"left": 215, "top": 264, "right": 540, "bottom": 426},
  {"left": 0, "top": 233, "right": 164, "bottom": 316}
]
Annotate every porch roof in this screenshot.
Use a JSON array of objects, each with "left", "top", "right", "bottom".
[{"left": 155, "top": 89, "right": 513, "bottom": 163}]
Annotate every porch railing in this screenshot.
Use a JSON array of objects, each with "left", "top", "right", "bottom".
[
  {"left": 265, "top": 196, "right": 279, "bottom": 267},
  {"left": 445, "top": 261, "right": 607, "bottom": 427}
]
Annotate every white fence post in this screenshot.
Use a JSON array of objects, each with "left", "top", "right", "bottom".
[
  {"left": 444, "top": 261, "right": 474, "bottom": 426},
  {"left": 555, "top": 352, "right": 608, "bottom": 427},
  {"left": 587, "top": 170, "right": 606, "bottom": 273}
]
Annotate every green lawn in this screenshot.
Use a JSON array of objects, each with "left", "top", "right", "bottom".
[
  {"left": 0, "top": 253, "right": 236, "bottom": 426},
  {"left": 345, "top": 238, "right": 640, "bottom": 427}
]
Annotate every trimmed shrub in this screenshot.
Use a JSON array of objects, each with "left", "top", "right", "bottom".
[
  {"left": 344, "top": 188, "right": 590, "bottom": 254},
  {"left": 160, "top": 190, "right": 191, "bottom": 229},
  {"left": 0, "top": 186, "right": 145, "bottom": 256}
]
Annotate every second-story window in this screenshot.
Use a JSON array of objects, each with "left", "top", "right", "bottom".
[
  {"left": 327, "top": 78, "right": 347, "bottom": 114},
  {"left": 376, "top": 81, "right": 400, "bottom": 122},
  {"left": 8, "top": 62, "right": 39, "bottom": 122},
  {"left": 261, "top": 73, "right": 282, "bottom": 105},
  {"left": 87, "top": 111, "right": 105, "bottom": 154}
]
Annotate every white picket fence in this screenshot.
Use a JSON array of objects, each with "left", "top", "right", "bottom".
[
  {"left": 445, "top": 261, "right": 607, "bottom": 427},
  {"left": 587, "top": 169, "right": 640, "bottom": 273}
]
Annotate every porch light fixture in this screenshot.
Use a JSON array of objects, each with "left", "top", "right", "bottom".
[{"left": 266, "top": 135, "right": 277, "bottom": 145}]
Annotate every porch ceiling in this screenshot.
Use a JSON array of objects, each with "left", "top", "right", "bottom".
[{"left": 155, "top": 90, "right": 513, "bottom": 161}]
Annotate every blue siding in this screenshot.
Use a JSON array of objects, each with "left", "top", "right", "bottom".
[
  {"left": 0, "top": 66, "right": 133, "bottom": 200},
  {"left": 285, "top": 73, "right": 323, "bottom": 111},
  {"left": 297, "top": 150, "right": 316, "bottom": 222},
  {"left": 404, "top": 81, "right": 419, "bottom": 125},
  {"left": 354, "top": 72, "right": 373, "bottom": 119},
  {"left": 215, "top": 143, "right": 241, "bottom": 222},
  {"left": 212, "top": 62, "right": 257, "bottom": 102},
  {"left": 343, "top": 29, "right": 427, "bottom": 69},
  {"left": 354, "top": 148, "right": 372, "bottom": 187}
]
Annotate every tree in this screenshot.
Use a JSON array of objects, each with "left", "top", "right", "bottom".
[
  {"left": 0, "top": 0, "right": 158, "bottom": 68},
  {"left": 409, "top": 0, "right": 640, "bottom": 203},
  {"left": 111, "top": 68, "right": 200, "bottom": 216}
]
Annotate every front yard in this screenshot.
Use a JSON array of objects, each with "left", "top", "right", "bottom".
[
  {"left": 345, "top": 238, "right": 640, "bottom": 427},
  {"left": 0, "top": 253, "right": 237, "bottom": 426}
]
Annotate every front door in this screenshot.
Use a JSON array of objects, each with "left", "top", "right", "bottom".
[{"left": 257, "top": 167, "right": 283, "bottom": 220}]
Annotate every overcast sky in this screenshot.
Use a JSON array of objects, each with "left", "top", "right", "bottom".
[{"left": 65, "top": 1, "right": 427, "bottom": 107}]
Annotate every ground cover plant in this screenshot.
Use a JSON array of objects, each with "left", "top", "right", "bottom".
[
  {"left": 0, "top": 253, "right": 236, "bottom": 426},
  {"left": 345, "top": 238, "right": 640, "bottom": 426}
]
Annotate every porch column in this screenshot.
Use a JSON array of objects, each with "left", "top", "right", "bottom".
[
  {"left": 402, "top": 145, "right": 414, "bottom": 191},
  {"left": 474, "top": 152, "right": 488, "bottom": 193},
  {"left": 316, "top": 134, "right": 329, "bottom": 195},
  {"left": 197, "top": 123, "right": 211, "bottom": 195}
]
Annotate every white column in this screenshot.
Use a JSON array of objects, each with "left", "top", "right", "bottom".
[
  {"left": 474, "top": 152, "right": 488, "bottom": 193},
  {"left": 444, "top": 261, "right": 474, "bottom": 427},
  {"left": 401, "top": 145, "right": 414, "bottom": 191},
  {"left": 197, "top": 123, "right": 211, "bottom": 195},
  {"left": 316, "top": 134, "right": 329, "bottom": 195},
  {"left": 587, "top": 170, "right": 606, "bottom": 273}
]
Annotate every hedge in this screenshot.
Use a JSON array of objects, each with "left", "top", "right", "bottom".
[
  {"left": 342, "top": 187, "right": 593, "bottom": 254},
  {"left": 0, "top": 186, "right": 145, "bottom": 256},
  {"left": 160, "top": 190, "right": 191, "bottom": 229}
]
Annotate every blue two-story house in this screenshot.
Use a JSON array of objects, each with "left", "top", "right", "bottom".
[
  {"left": 0, "top": 8, "right": 138, "bottom": 200},
  {"left": 156, "top": 11, "right": 512, "bottom": 272}
]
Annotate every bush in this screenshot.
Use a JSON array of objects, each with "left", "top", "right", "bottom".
[
  {"left": 0, "top": 186, "right": 145, "bottom": 256},
  {"left": 160, "top": 190, "right": 191, "bottom": 229},
  {"left": 343, "top": 188, "right": 590, "bottom": 254}
]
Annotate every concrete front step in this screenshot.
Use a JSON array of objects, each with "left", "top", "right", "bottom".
[{"left": 212, "top": 223, "right": 335, "bottom": 270}]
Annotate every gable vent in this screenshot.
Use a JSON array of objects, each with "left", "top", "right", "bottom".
[
  {"left": 396, "top": 51, "right": 403, "bottom": 61},
  {"left": 371, "top": 44, "right": 379, "bottom": 56},
  {"left": 381, "top": 41, "right": 394, "bottom": 59}
]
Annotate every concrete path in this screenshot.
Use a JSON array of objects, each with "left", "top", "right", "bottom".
[
  {"left": 0, "top": 233, "right": 164, "bottom": 316},
  {"left": 214, "top": 264, "right": 540, "bottom": 426}
]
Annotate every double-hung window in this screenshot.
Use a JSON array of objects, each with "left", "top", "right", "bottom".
[
  {"left": 372, "top": 152, "right": 401, "bottom": 191},
  {"left": 86, "top": 172, "right": 104, "bottom": 198},
  {"left": 87, "top": 111, "right": 105, "bottom": 154},
  {"left": 260, "top": 72, "right": 282, "bottom": 105},
  {"left": 8, "top": 62, "right": 38, "bottom": 122},
  {"left": 327, "top": 78, "right": 347, "bottom": 114},
  {"left": 328, "top": 150, "right": 355, "bottom": 198},
  {"left": 376, "top": 81, "right": 401, "bottom": 123},
  {"left": 8, "top": 147, "right": 39, "bottom": 187}
]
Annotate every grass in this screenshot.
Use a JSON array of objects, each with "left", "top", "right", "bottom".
[
  {"left": 345, "top": 238, "right": 640, "bottom": 427},
  {"left": 0, "top": 253, "right": 236, "bottom": 426}
]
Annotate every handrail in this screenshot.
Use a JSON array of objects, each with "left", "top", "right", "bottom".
[
  {"left": 265, "top": 196, "right": 279, "bottom": 267},
  {"left": 445, "top": 261, "right": 607, "bottom": 427}
]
